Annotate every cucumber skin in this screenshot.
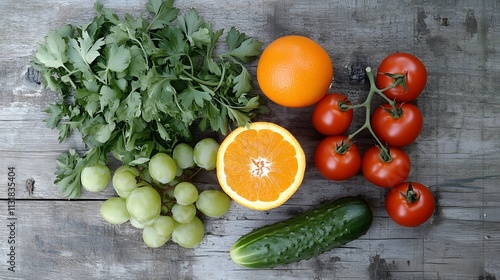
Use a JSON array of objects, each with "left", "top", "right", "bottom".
[{"left": 230, "top": 196, "right": 373, "bottom": 269}]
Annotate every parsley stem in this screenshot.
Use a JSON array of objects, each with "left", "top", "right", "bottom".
[
  {"left": 132, "top": 37, "right": 149, "bottom": 66},
  {"left": 214, "top": 64, "right": 226, "bottom": 92},
  {"left": 181, "top": 70, "right": 219, "bottom": 87}
]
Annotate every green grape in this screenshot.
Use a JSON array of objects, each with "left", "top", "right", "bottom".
[
  {"left": 114, "top": 187, "right": 131, "bottom": 199},
  {"left": 154, "top": 215, "right": 176, "bottom": 237},
  {"left": 174, "top": 182, "right": 199, "bottom": 205},
  {"left": 172, "top": 143, "right": 195, "bottom": 169},
  {"left": 114, "top": 165, "right": 140, "bottom": 176},
  {"left": 100, "top": 197, "right": 130, "bottom": 224},
  {"left": 171, "top": 203, "right": 196, "bottom": 223},
  {"left": 149, "top": 153, "right": 177, "bottom": 184},
  {"left": 130, "top": 217, "right": 145, "bottom": 229},
  {"left": 172, "top": 216, "right": 205, "bottom": 248},
  {"left": 81, "top": 164, "right": 111, "bottom": 192},
  {"left": 112, "top": 167, "right": 139, "bottom": 193},
  {"left": 193, "top": 138, "right": 219, "bottom": 171},
  {"left": 196, "top": 190, "right": 231, "bottom": 218},
  {"left": 142, "top": 226, "right": 170, "bottom": 248},
  {"left": 126, "top": 186, "right": 161, "bottom": 225}
]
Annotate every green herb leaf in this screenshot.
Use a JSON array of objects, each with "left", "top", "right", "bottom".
[
  {"left": 146, "top": 0, "right": 179, "bottom": 30},
  {"left": 227, "top": 107, "right": 251, "bottom": 127},
  {"left": 226, "top": 27, "right": 263, "bottom": 63},
  {"left": 82, "top": 31, "right": 105, "bottom": 64},
  {"left": 44, "top": 103, "right": 65, "bottom": 129},
  {"left": 178, "top": 8, "right": 211, "bottom": 47},
  {"left": 116, "top": 91, "right": 142, "bottom": 122},
  {"left": 35, "top": 31, "right": 69, "bottom": 69},
  {"left": 54, "top": 149, "right": 83, "bottom": 198},
  {"left": 94, "top": 122, "right": 116, "bottom": 143},
  {"left": 106, "top": 44, "right": 131, "bottom": 72},
  {"left": 233, "top": 66, "right": 252, "bottom": 97},
  {"left": 178, "top": 84, "right": 212, "bottom": 108}
]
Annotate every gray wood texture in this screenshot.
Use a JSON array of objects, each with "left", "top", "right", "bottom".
[{"left": 0, "top": 0, "right": 499, "bottom": 279}]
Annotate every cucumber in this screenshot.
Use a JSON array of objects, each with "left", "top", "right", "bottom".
[{"left": 230, "top": 196, "right": 373, "bottom": 268}]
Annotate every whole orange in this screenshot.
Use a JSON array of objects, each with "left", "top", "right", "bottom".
[{"left": 257, "top": 35, "right": 334, "bottom": 108}]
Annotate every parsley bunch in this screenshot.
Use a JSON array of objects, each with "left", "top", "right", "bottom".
[{"left": 31, "top": 0, "right": 266, "bottom": 198}]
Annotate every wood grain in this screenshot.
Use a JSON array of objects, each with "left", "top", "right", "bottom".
[{"left": 0, "top": 0, "right": 499, "bottom": 279}]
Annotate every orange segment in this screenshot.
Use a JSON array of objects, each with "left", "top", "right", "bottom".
[{"left": 216, "top": 122, "right": 306, "bottom": 210}]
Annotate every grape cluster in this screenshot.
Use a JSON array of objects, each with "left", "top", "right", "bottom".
[{"left": 87, "top": 138, "right": 231, "bottom": 248}]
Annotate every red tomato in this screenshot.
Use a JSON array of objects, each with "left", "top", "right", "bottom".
[
  {"left": 312, "top": 93, "right": 353, "bottom": 135},
  {"left": 314, "top": 135, "right": 361, "bottom": 181},
  {"left": 376, "top": 52, "right": 427, "bottom": 102},
  {"left": 361, "top": 146, "right": 411, "bottom": 188},
  {"left": 371, "top": 102, "right": 423, "bottom": 147},
  {"left": 385, "top": 182, "right": 435, "bottom": 227}
]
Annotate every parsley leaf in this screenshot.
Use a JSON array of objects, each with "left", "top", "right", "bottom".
[
  {"left": 44, "top": 103, "right": 65, "bottom": 129},
  {"left": 106, "top": 44, "right": 131, "bottom": 73},
  {"left": 226, "top": 27, "right": 263, "bottom": 63},
  {"left": 146, "top": 0, "right": 179, "bottom": 30},
  {"left": 35, "top": 31, "right": 69, "bottom": 69},
  {"left": 233, "top": 66, "right": 252, "bottom": 97}
]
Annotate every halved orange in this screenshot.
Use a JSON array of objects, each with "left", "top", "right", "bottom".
[{"left": 216, "top": 122, "right": 306, "bottom": 210}]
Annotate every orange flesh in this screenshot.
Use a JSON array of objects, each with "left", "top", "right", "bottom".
[{"left": 222, "top": 129, "right": 299, "bottom": 202}]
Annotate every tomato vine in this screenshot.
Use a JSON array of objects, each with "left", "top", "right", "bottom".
[
  {"left": 343, "top": 67, "right": 398, "bottom": 155},
  {"left": 313, "top": 52, "right": 426, "bottom": 187}
]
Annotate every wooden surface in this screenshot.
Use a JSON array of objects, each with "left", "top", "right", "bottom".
[{"left": 1, "top": 0, "right": 499, "bottom": 279}]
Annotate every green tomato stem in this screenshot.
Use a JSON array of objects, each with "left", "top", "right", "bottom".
[
  {"left": 344, "top": 67, "right": 392, "bottom": 159},
  {"left": 378, "top": 146, "right": 392, "bottom": 162},
  {"left": 335, "top": 139, "right": 353, "bottom": 154},
  {"left": 400, "top": 182, "right": 420, "bottom": 204}
]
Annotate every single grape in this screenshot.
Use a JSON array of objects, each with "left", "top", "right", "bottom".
[
  {"left": 100, "top": 197, "right": 130, "bottom": 224},
  {"left": 172, "top": 216, "right": 205, "bottom": 248},
  {"left": 154, "top": 215, "right": 176, "bottom": 237},
  {"left": 143, "top": 226, "right": 170, "bottom": 248},
  {"left": 130, "top": 217, "right": 145, "bottom": 229},
  {"left": 171, "top": 203, "right": 197, "bottom": 223},
  {"left": 114, "top": 165, "right": 140, "bottom": 176},
  {"left": 112, "top": 167, "right": 139, "bottom": 193},
  {"left": 196, "top": 190, "right": 231, "bottom": 218},
  {"left": 172, "top": 143, "right": 195, "bottom": 169},
  {"left": 114, "top": 187, "right": 131, "bottom": 199},
  {"left": 174, "top": 182, "right": 199, "bottom": 205},
  {"left": 149, "top": 153, "right": 177, "bottom": 184},
  {"left": 126, "top": 186, "right": 161, "bottom": 225},
  {"left": 81, "top": 164, "right": 111, "bottom": 192},
  {"left": 193, "top": 138, "right": 219, "bottom": 171}
]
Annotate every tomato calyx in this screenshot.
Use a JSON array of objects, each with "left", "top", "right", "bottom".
[
  {"left": 380, "top": 72, "right": 408, "bottom": 93},
  {"left": 335, "top": 139, "right": 354, "bottom": 154},
  {"left": 399, "top": 182, "right": 420, "bottom": 204},
  {"left": 382, "top": 103, "right": 403, "bottom": 119},
  {"left": 378, "top": 146, "right": 392, "bottom": 162},
  {"left": 338, "top": 99, "right": 352, "bottom": 112}
]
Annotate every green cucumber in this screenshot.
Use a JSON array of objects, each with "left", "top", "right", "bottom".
[{"left": 230, "top": 196, "right": 373, "bottom": 268}]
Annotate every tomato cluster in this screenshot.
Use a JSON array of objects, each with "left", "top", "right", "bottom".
[{"left": 312, "top": 52, "right": 434, "bottom": 227}]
